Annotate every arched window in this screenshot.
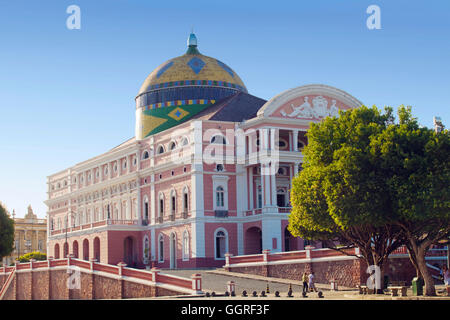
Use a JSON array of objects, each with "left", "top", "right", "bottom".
[
  {"left": 171, "top": 190, "right": 176, "bottom": 214},
  {"left": 54, "top": 243, "right": 60, "bottom": 259},
  {"left": 214, "top": 229, "right": 228, "bottom": 259},
  {"left": 142, "top": 150, "right": 149, "bottom": 160},
  {"left": 143, "top": 236, "right": 150, "bottom": 261},
  {"left": 211, "top": 135, "right": 227, "bottom": 144},
  {"left": 169, "top": 141, "right": 176, "bottom": 150},
  {"left": 157, "top": 145, "right": 165, "bottom": 154},
  {"left": 143, "top": 197, "right": 149, "bottom": 221},
  {"left": 182, "top": 230, "right": 190, "bottom": 260},
  {"left": 181, "top": 137, "right": 189, "bottom": 146},
  {"left": 216, "top": 186, "right": 225, "bottom": 208},
  {"left": 159, "top": 193, "right": 164, "bottom": 219},
  {"left": 158, "top": 234, "right": 164, "bottom": 262},
  {"left": 216, "top": 164, "right": 224, "bottom": 172},
  {"left": 182, "top": 187, "right": 189, "bottom": 213}
]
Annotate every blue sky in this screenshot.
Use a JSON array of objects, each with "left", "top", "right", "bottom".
[{"left": 0, "top": 0, "right": 449, "bottom": 218}]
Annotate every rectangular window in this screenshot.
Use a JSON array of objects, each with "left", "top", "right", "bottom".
[{"left": 216, "top": 192, "right": 224, "bottom": 207}]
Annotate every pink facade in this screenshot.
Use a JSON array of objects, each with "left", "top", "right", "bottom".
[{"left": 46, "top": 79, "right": 363, "bottom": 270}]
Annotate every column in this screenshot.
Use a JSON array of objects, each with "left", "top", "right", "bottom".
[
  {"left": 127, "top": 155, "right": 131, "bottom": 174},
  {"left": 270, "top": 128, "right": 275, "bottom": 151},
  {"left": 271, "top": 165, "right": 277, "bottom": 207},
  {"left": 294, "top": 162, "right": 300, "bottom": 176},
  {"left": 150, "top": 174, "right": 155, "bottom": 225},
  {"left": 262, "top": 219, "right": 282, "bottom": 253},
  {"left": 293, "top": 130, "right": 299, "bottom": 152},
  {"left": 260, "top": 164, "right": 265, "bottom": 207},
  {"left": 289, "top": 131, "right": 293, "bottom": 151},
  {"left": 248, "top": 167, "right": 254, "bottom": 210}
]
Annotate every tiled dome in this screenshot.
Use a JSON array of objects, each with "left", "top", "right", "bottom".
[{"left": 135, "top": 33, "right": 248, "bottom": 139}]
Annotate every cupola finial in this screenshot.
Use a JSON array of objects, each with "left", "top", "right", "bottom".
[{"left": 186, "top": 31, "right": 200, "bottom": 54}]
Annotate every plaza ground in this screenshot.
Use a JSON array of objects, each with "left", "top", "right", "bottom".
[{"left": 143, "top": 268, "right": 450, "bottom": 300}]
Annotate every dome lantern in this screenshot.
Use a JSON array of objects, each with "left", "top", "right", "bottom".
[{"left": 186, "top": 32, "right": 200, "bottom": 55}]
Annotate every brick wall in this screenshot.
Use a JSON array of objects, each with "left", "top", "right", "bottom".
[
  {"left": 228, "top": 256, "right": 415, "bottom": 288},
  {"left": 0, "top": 267, "right": 188, "bottom": 300}
]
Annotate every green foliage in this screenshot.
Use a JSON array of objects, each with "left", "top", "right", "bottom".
[
  {"left": 288, "top": 104, "right": 449, "bottom": 293},
  {"left": 0, "top": 204, "right": 15, "bottom": 259},
  {"left": 17, "top": 251, "right": 47, "bottom": 263},
  {"left": 289, "top": 106, "right": 397, "bottom": 238}
]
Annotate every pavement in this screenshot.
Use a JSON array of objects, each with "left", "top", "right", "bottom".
[{"left": 148, "top": 268, "right": 450, "bottom": 300}]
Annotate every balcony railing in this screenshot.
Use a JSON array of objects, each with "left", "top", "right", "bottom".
[
  {"left": 107, "top": 219, "right": 139, "bottom": 226},
  {"left": 50, "top": 219, "right": 139, "bottom": 236},
  {"left": 214, "top": 210, "right": 228, "bottom": 218},
  {"left": 244, "top": 207, "right": 291, "bottom": 216}
]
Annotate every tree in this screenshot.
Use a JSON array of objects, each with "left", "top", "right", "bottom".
[
  {"left": 372, "top": 106, "right": 450, "bottom": 296},
  {"left": 0, "top": 203, "right": 15, "bottom": 261},
  {"left": 17, "top": 251, "right": 47, "bottom": 263},
  {"left": 288, "top": 106, "right": 406, "bottom": 293}
]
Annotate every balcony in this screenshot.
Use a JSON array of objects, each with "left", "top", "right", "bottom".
[
  {"left": 169, "top": 214, "right": 175, "bottom": 222},
  {"left": 244, "top": 207, "right": 291, "bottom": 216},
  {"left": 214, "top": 210, "right": 228, "bottom": 218},
  {"left": 50, "top": 219, "right": 141, "bottom": 236}
]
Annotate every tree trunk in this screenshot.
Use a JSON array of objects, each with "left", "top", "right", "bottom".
[
  {"left": 415, "top": 248, "right": 436, "bottom": 296},
  {"left": 407, "top": 247, "right": 423, "bottom": 280}
]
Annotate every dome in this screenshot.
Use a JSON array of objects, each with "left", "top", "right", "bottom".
[{"left": 135, "top": 33, "right": 248, "bottom": 139}]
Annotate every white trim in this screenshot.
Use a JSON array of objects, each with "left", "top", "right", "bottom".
[{"left": 182, "top": 229, "right": 190, "bottom": 261}]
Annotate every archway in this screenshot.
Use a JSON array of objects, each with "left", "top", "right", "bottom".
[
  {"left": 215, "top": 230, "right": 228, "bottom": 259},
  {"left": 83, "top": 239, "right": 89, "bottom": 261},
  {"left": 245, "top": 227, "right": 262, "bottom": 255},
  {"left": 54, "top": 243, "right": 60, "bottom": 259},
  {"left": 123, "top": 236, "right": 135, "bottom": 266},
  {"left": 284, "top": 227, "right": 298, "bottom": 252},
  {"left": 72, "top": 240, "right": 79, "bottom": 258},
  {"left": 93, "top": 237, "right": 100, "bottom": 262}
]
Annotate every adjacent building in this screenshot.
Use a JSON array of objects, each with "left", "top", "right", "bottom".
[{"left": 2, "top": 206, "right": 47, "bottom": 266}]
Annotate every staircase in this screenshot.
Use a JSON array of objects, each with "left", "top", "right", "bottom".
[{"left": 0, "top": 267, "right": 16, "bottom": 300}]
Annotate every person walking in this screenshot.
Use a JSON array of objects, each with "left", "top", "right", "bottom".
[
  {"left": 302, "top": 272, "right": 309, "bottom": 294},
  {"left": 308, "top": 271, "right": 317, "bottom": 292}
]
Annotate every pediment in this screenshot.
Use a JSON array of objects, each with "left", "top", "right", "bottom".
[{"left": 257, "top": 84, "right": 363, "bottom": 120}]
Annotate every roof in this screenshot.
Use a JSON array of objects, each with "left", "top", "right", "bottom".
[{"left": 191, "top": 91, "right": 267, "bottom": 122}]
